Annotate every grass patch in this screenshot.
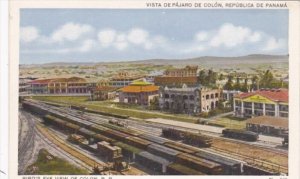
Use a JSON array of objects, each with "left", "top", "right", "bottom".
[
  {"left": 208, "top": 116, "right": 246, "bottom": 130},
  {"left": 25, "top": 149, "right": 89, "bottom": 175},
  {"left": 32, "top": 96, "right": 198, "bottom": 123}
]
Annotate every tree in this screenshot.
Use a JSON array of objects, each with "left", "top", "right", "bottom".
[
  {"left": 233, "top": 77, "right": 241, "bottom": 91},
  {"left": 251, "top": 75, "right": 259, "bottom": 90},
  {"left": 198, "top": 70, "right": 206, "bottom": 85},
  {"left": 241, "top": 78, "right": 248, "bottom": 92},
  {"left": 224, "top": 75, "right": 234, "bottom": 90}
]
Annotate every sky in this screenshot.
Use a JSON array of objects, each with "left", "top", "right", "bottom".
[{"left": 20, "top": 9, "right": 288, "bottom": 64}]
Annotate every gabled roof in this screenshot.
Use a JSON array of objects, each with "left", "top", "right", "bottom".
[{"left": 235, "top": 88, "right": 288, "bottom": 102}]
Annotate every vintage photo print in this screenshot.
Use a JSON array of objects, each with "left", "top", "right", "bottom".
[{"left": 9, "top": 1, "right": 300, "bottom": 179}]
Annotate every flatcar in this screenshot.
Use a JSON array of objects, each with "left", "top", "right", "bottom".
[
  {"left": 162, "top": 128, "right": 184, "bottom": 140},
  {"left": 183, "top": 133, "right": 213, "bottom": 147},
  {"left": 222, "top": 129, "right": 258, "bottom": 142},
  {"left": 176, "top": 153, "right": 223, "bottom": 175}
]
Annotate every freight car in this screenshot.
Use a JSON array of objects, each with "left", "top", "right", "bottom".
[
  {"left": 222, "top": 129, "right": 258, "bottom": 142},
  {"left": 162, "top": 128, "right": 184, "bottom": 140},
  {"left": 136, "top": 151, "right": 171, "bottom": 174},
  {"left": 195, "top": 151, "right": 242, "bottom": 175},
  {"left": 166, "top": 163, "right": 205, "bottom": 175},
  {"left": 176, "top": 153, "right": 223, "bottom": 175},
  {"left": 70, "top": 105, "right": 87, "bottom": 111},
  {"left": 183, "top": 133, "right": 213, "bottom": 147},
  {"left": 164, "top": 141, "right": 200, "bottom": 154},
  {"left": 109, "top": 119, "right": 127, "bottom": 127},
  {"left": 147, "top": 143, "right": 181, "bottom": 161}
]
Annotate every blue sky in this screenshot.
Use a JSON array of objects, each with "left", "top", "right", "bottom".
[{"left": 20, "top": 9, "right": 288, "bottom": 64}]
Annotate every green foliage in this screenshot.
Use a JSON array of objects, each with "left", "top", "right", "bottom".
[
  {"left": 198, "top": 69, "right": 218, "bottom": 86},
  {"left": 25, "top": 149, "right": 89, "bottom": 175},
  {"left": 149, "top": 96, "right": 159, "bottom": 110},
  {"left": 223, "top": 75, "right": 234, "bottom": 90}
]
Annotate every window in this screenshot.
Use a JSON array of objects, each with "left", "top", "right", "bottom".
[
  {"left": 206, "top": 95, "right": 209, "bottom": 100},
  {"left": 244, "top": 102, "right": 252, "bottom": 108},
  {"left": 279, "top": 105, "right": 288, "bottom": 112},
  {"left": 265, "top": 104, "right": 275, "bottom": 111},
  {"left": 189, "top": 95, "right": 194, "bottom": 100},
  {"left": 215, "top": 93, "right": 219, "bottom": 98}
]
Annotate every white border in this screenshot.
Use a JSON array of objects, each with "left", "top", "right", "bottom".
[
  {"left": 9, "top": 1, "right": 300, "bottom": 179},
  {"left": 0, "top": 0, "right": 9, "bottom": 178}
]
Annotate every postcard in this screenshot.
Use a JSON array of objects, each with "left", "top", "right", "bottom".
[{"left": 8, "top": 0, "right": 300, "bottom": 179}]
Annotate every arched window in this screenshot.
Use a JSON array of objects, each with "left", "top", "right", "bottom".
[{"left": 206, "top": 95, "right": 209, "bottom": 99}]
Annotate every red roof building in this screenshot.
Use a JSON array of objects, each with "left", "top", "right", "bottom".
[
  {"left": 119, "top": 80, "right": 159, "bottom": 105},
  {"left": 233, "top": 88, "right": 288, "bottom": 118}
]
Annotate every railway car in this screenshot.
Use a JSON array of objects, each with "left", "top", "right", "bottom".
[
  {"left": 243, "top": 164, "right": 279, "bottom": 175},
  {"left": 124, "top": 136, "right": 152, "bottom": 150},
  {"left": 176, "top": 153, "right": 224, "bottom": 175},
  {"left": 70, "top": 105, "right": 87, "bottom": 111},
  {"left": 136, "top": 151, "right": 171, "bottom": 174},
  {"left": 222, "top": 129, "right": 258, "bottom": 142},
  {"left": 164, "top": 141, "right": 199, "bottom": 154},
  {"left": 183, "top": 133, "right": 213, "bottom": 147},
  {"left": 147, "top": 143, "right": 181, "bottom": 161},
  {"left": 103, "top": 129, "right": 130, "bottom": 141},
  {"left": 139, "top": 134, "right": 170, "bottom": 145},
  {"left": 166, "top": 163, "right": 205, "bottom": 175},
  {"left": 162, "top": 128, "right": 184, "bottom": 140},
  {"left": 195, "top": 151, "right": 242, "bottom": 175}
]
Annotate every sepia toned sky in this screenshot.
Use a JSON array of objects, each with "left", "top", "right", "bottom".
[{"left": 20, "top": 9, "right": 288, "bottom": 64}]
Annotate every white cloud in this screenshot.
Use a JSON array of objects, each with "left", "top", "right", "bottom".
[
  {"left": 79, "top": 39, "right": 96, "bottom": 52},
  {"left": 114, "top": 34, "right": 128, "bottom": 50},
  {"left": 263, "top": 37, "right": 286, "bottom": 51},
  {"left": 98, "top": 29, "right": 116, "bottom": 47},
  {"left": 249, "top": 32, "right": 262, "bottom": 42},
  {"left": 195, "top": 31, "right": 208, "bottom": 41},
  {"left": 127, "top": 28, "right": 149, "bottom": 45},
  {"left": 20, "top": 26, "right": 40, "bottom": 43},
  {"left": 51, "top": 22, "right": 93, "bottom": 42},
  {"left": 209, "top": 23, "right": 262, "bottom": 48}
]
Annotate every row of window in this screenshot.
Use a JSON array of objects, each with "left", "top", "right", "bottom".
[{"left": 235, "top": 101, "right": 288, "bottom": 111}]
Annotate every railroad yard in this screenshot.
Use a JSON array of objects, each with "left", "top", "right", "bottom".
[{"left": 18, "top": 99, "right": 288, "bottom": 175}]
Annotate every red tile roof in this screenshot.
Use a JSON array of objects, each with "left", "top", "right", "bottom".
[{"left": 235, "top": 88, "right": 288, "bottom": 102}]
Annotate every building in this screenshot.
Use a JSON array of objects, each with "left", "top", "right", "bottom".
[
  {"left": 233, "top": 88, "right": 288, "bottom": 118},
  {"left": 164, "top": 66, "right": 198, "bottom": 77},
  {"left": 19, "top": 77, "right": 36, "bottom": 94},
  {"left": 246, "top": 116, "right": 288, "bottom": 136},
  {"left": 154, "top": 76, "right": 198, "bottom": 88},
  {"left": 90, "top": 86, "right": 118, "bottom": 101},
  {"left": 28, "top": 77, "right": 91, "bottom": 95},
  {"left": 119, "top": 80, "right": 159, "bottom": 106},
  {"left": 154, "top": 66, "right": 199, "bottom": 87},
  {"left": 109, "top": 72, "right": 144, "bottom": 88},
  {"left": 159, "top": 84, "right": 222, "bottom": 114}
]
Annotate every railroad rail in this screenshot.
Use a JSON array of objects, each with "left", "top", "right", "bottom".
[
  {"left": 23, "top": 100, "right": 288, "bottom": 175},
  {"left": 36, "top": 124, "right": 107, "bottom": 170}
]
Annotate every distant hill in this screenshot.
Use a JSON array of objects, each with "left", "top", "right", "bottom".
[{"left": 20, "top": 54, "right": 288, "bottom": 68}]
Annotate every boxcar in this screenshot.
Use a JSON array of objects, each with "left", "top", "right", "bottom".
[{"left": 222, "top": 129, "right": 258, "bottom": 142}]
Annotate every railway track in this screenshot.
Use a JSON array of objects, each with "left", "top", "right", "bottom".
[
  {"left": 36, "top": 123, "right": 107, "bottom": 170},
  {"left": 24, "top": 100, "right": 289, "bottom": 175},
  {"left": 208, "top": 146, "right": 288, "bottom": 174},
  {"left": 18, "top": 111, "right": 36, "bottom": 173}
]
